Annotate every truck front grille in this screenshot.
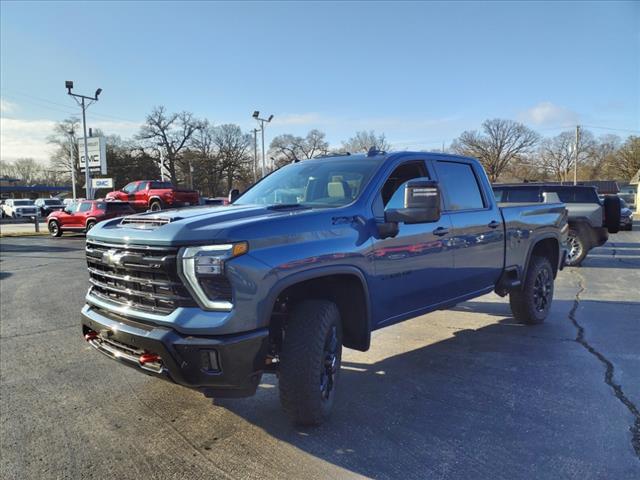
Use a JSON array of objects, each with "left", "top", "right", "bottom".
[{"left": 86, "top": 240, "right": 197, "bottom": 315}]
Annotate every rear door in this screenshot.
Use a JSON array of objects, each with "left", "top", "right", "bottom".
[{"left": 433, "top": 160, "right": 504, "bottom": 297}]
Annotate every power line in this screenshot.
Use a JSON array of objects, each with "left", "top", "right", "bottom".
[
  {"left": 580, "top": 124, "right": 640, "bottom": 134},
  {"left": 2, "top": 89, "right": 139, "bottom": 123}
]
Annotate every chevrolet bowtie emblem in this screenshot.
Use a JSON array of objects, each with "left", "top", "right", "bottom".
[{"left": 102, "top": 249, "right": 125, "bottom": 267}]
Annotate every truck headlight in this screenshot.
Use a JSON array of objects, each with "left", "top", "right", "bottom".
[{"left": 179, "top": 242, "right": 248, "bottom": 311}]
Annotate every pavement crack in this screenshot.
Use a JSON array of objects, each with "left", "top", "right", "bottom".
[
  {"left": 0, "top": 324, "right": 77, "bottom": 340},
  {"left": 569, "top": 272, "right": 640, "bottom": 459}
]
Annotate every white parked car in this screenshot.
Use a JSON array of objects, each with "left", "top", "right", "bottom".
[{"left": 1, "top": 199, "right": 39, "bottom": 219}]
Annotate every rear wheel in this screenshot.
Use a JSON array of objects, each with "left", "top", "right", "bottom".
[
  {"left": 149, "top": 200, "right": 162, "bottom": 212},
  {"left": 48, "top": 220, "right": 63, "bottom": 237},
  {"left": 509, "top": 255, "right": 554, "bottom": 325},
  {"left": 279, "top": 300, "right": 342, "bottom": 426},
  {"left": 85, "top": 220, "right": 96, "bottom": 232},
  {"left": 565, "top": 228, "right": 587, "bottom": 266}
]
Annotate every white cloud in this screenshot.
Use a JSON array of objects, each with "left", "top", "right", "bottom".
[
  {"left": 0, "top": 117, "right": 141, "bottom": 164},
  {"left": 272, "top": 113, "right": 325, "bottom": 126},
  {"left": 1, "top": 98, "right": 18, "bottom": 113},
  {"left": 518, "top": 101, "right": 579, "bottom": 126}
]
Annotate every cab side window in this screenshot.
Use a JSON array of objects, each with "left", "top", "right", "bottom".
[
  {"left": 78, "top": 202, "right": 92, "bottom": 213},
  {"left": 435, "top": 161, "right": 485, "bottom": 211},
  {"left": 380, "top": 162, "right": 429, "bottom": 208},
  {"left": 122, "top": 182, "right": 136, "bottom": 194}
]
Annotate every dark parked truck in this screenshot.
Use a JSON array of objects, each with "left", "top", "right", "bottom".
[
  {"left": 82, "top": 151, "right": 567, "bottom": 425},
  {"left": 105, "top": 180, "right": 199, "bottom": 212},
  {"left": 493, "top": 184, "right": 621, "bottom": 266}
]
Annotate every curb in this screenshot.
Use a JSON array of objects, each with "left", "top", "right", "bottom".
[{"left": 0, "top": 231, "right": 50, "bottom": 238}]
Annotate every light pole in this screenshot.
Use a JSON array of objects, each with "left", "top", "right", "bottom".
[
  {"left": 66, "top": 81, "right": 102, "bottom": 199},
  {"left": 157, "top": 143, "right": 166, "bottom": 181},
  {"left": 252, "top": 128, "right": 260, "bottom": 182},
  {"left": 252, "top": 111, "right": 274, "bottom": 177},
  {"left": 67, "top": 130, "right": 77, "bottom": 200}
]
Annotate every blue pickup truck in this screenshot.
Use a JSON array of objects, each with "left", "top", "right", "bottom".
[{"left": 81, "top": 151, "right": 567, "bottom": 425}]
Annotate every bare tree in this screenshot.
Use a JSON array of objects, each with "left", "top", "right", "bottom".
[
  {"left": 582, "top": 134, "right": 620, "bottom": 180},
  {"left": 539, "top": 129, "right": 595, "bottom": 181},
  {"left": 269, "top": 129, "right": 329, "bottom": 167},
  {"left": 136, "top": 106, "right": 202, "bottom": 184},
  {"left": 213, "top": 124, "right": 253, "bottom": 191},
  {"left": 452, "top": 119, "right": 540, "bottom": 182},
  {"left": 190, "top": 121, "right": 223, "bottom": 195},
  {"left": 341, "top": 130, "right": 390, "bottom": 153},
  {"left": 608, "top": 135, "right": 640, "bottom": 181},
  {"left": 48, "top": 117, "right": 82, "bottom": 192}
]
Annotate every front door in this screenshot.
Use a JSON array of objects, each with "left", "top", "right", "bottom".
[{"left": 370, "top": 160, "right": 455, "bottom": 325}]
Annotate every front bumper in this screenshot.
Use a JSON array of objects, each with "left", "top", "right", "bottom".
[{"left": 81, "top": 304, "right": 269, "bottom": 397}]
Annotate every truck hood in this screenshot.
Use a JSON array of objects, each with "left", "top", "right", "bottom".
[{"left": 88, "top": 204, "right": 323, "bottom": 246}]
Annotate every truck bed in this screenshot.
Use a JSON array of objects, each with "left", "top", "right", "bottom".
[{"left": 499, "top": 202, "right": 568, "bottom": 272}]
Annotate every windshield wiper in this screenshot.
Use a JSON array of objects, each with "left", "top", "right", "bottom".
[{"left": 266, "top": 203, "right": 311, "bottom": 210}]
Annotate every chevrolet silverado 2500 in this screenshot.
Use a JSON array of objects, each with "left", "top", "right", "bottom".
[{"left": 81, "top": 151, "right": 567, "bottom": 425}]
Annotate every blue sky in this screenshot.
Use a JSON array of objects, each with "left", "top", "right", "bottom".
[{"left": 1, "top": 0, "right": 638, "bottom": 162}]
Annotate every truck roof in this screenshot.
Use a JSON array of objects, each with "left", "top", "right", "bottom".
[{"left": 309, "top": 150, "right": 479, "bottom": 164}]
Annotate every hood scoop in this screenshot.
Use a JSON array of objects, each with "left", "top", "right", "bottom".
[{"left": 119, "top": 215, "right": 177, "bottom": 229}]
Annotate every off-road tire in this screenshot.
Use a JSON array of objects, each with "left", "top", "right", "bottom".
[
  {"left": 149, "top": 200, "right": 162, "bottom": 212},
  {"left": 565, "top": 227, "right": 587, "bottom": 266},
  {"left": 48, "top": 220, "right": 63, "bottom": 237},
  {"left": 509, "top": 255, "right": 554, "bottom": 325},
  {"left": 279, "top": 300, "right": 342, "bottom": 426},
  {"left": 603, "top": 195, "right": 621, "bottom": 234}
]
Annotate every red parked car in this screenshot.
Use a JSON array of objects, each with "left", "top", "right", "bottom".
[
  {"left": 47, "top": 200, "right": 134, "bottom": 237},
  {"left": 105, "top": 180, "right": 200, "bottom": 212}
]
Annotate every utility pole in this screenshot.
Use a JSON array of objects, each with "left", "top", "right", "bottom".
[
  {"left": 67, "top": 130, "right": 77, "bottom": 200},
  {"left": 252, "top": 128, "right": 259, "bottom": 182},
  {"left": 252, "top": 111, "right": 274, "bottom": 177},
  {"left": 157, "top": 143, "right": 165, "bottom": 181},
  {"left": 65, "top": 81, "right": 102, "bottom": 199},
  {"left": 574, "top": 125, "right": 580, "bottom": 185}
]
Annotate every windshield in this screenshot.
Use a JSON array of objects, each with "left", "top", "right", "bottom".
[
  {"left": 235, "top": 158, "right": 383, "bottom": 208},
  {"left": 14, "top": 200, "right": 34, "bottom": 206},
  {"left": 44, "top": 200, "right": 63, "bottom": 205}
]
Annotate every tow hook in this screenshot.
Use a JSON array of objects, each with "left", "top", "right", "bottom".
[
  {"left": 139, "top": 353, "right": 161, "bottom": 366},
  {"left": 84, "top": 331, "right": 98, "bottom": 341}
]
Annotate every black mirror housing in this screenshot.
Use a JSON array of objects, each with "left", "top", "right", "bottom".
[
  {"left": 385, "top": 180, "right": 441, "bottom": 224},
  {"left": 228, "top": 189, "right": 240, "bottom": 203}
]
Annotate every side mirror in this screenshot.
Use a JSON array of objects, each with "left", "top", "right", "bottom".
[
  {"left": 385, "top": 180, "right": 441, "bottom": 224},
  {"left": 228, "top": 189, "right": 240, "bottom": 203}
]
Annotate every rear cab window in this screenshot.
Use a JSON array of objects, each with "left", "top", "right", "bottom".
[
  {"left": 150, "top": 181, "right": 174, "bottom": 189},
  {"left": 434, "top": 161, "right": 485, "bottom": 211}
]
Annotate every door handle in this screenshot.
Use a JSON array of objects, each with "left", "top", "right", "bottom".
[
  {"left": 488, "top": 220, "right": 500, "bottom": 229},
  {"left": 433, "top": 227, "right": 449, "bottom": 237}
]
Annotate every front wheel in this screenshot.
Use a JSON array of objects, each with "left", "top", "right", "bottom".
[
  {"left": 509, "top": 255, "right": 554, "bottom": 325},
  {"left": 48, "top": 220, "right": 63, "bottom": 237},
  {"left": 279, "top": 300, "right": 342, "bottom": 426}
]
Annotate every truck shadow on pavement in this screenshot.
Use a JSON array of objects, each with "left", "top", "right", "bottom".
[
  {"left": 217, "top": 298, "right": 640, "bottom": 479},
  {"left": 0, "top": 239, "right": 85, "bottom": 255}
]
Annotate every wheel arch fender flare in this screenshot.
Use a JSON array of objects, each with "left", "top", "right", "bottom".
[
  {"left": 263, "top": 265, "right": 373, "bottom": 351},
  {"left": 523, "top": 233, "right": 561, "bottom": 280}
]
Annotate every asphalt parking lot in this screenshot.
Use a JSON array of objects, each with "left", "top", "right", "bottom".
[{"left": 1, "top": 228, "right": 639, "bottom": 479}]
